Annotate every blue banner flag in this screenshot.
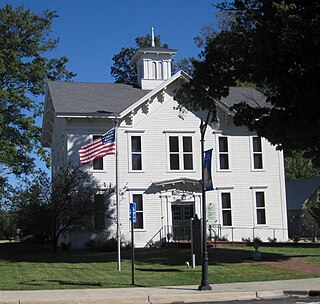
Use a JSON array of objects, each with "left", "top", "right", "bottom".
[{"left": 204, "top": 149, "right": 213, "bottom": 191}]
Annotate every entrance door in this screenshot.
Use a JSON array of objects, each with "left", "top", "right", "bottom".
[{"left": 172, "top": 204, "right": 194, "bottom": 241}]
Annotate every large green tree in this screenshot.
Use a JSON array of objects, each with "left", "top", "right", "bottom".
[
  {"left": 285, "top": 151, "right": 320, "bottom": 180},
  {"left": 176, "top": 0, "right": 320, "bottom": 164},
  {"left": 51, "top": 165, "right": 96, "bottom": 253},
  {"left": 9, "top": 166, "right": 96, "bottom": 253},
  {"left": 0, "top": 5, "right": 75, "bottom": 185},
  {"left": 10, "top": 171, "right": 51, "bottom": 243},
  {"left": 111, "top": 34, "right": 168, "bottom": 85}
]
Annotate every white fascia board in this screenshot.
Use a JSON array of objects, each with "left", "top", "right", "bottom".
[
  {"left": 119, "top": 70, "right": 190, "bottom": 118},
  {"left": 216, "top": 99, "right": 236, "bottom": 117},
  {"left": 41, "top": 90, "right": 49, "bottom": 145},
  {"left": 56, "top": 113, "right": 118, "bottom": 119},
  {"left": 41, "top": 87, "right": 53, "bottom": 146}
]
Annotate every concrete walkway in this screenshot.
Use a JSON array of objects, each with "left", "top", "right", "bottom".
[{"left": 0, "top": 278, "right": 319, "bottom": 304}]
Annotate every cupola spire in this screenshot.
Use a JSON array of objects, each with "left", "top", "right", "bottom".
[
  {"left": 151, "top": 27, "right": 155, "bottom": 47},
  {"left": 131, "top": 30, "right": 177, "bottom": 90}
]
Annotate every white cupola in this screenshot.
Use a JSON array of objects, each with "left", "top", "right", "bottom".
[{"left": 131, "top": 29, "right": 177, "bottom": 90}]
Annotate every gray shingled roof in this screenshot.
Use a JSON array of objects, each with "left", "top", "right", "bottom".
[
  {"left": 47, "top": 81, "right": 150, "bottom": 115},
  {"left": 47, "top": 81, "right": 266, "bottom": 116},
  {"left": 221, "top": 87, "right": 267, "bottom": 108}
]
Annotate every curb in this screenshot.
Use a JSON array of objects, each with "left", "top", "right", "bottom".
[
  {"left": 148, "top": 291, "right": 258, "bottom": 304},
  {"left": 284, "top": 290, "right": 320, "bottom": 297},
  {"left": 256, "top": 290, "right": 285, "bottom": 299},
  {"left": 0, "top": 290, "right": 292, "bottom": 304},
  {"left": 309, "top": 290, "right": 320, "bottom": 297}
]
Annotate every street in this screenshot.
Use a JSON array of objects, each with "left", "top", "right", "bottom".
[{"left": 188, "top": 297, "right": 320, "bottom": 304}]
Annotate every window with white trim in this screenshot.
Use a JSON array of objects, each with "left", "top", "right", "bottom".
[
  {"left": 255, "top": 191, "right": 266, "bottom": 225},
  {"left": 131, "top": 136, "right": 142, "bottom": 171},
  {"left": 221, "top": 192, "right": 232, "bottom": 226},
  {"left": 132, "top": 194, "right": 143, "bottom": 229},
  {"left": 92, "top": 135, "right": 103, "bottom": 170},
  {"left": 168, "top": 135, "right": 193, "bottom": 171},
  {"left": 94, "top": 194, "right": 105, "bottom": 230},
  {"left": 252, "top": 136, "right": 263, "bottom": 169},
  {"left": 218, "top": 136, "right": 229, "bottom": 170}
]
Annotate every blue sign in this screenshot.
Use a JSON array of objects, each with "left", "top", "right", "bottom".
[
  {"left": 204, "top": 149, "right": 214, "bottom": 191},
  {"left": 129, "top": 202, "right": 136, "bottom": 223}
]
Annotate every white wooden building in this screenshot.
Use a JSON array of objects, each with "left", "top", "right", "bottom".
[{"left": 42, "top": 45, "right": 288, "bottom": 248}]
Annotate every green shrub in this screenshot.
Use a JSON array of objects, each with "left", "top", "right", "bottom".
[
  {"left": 292, "top": 235, "right": 300, "bottom": 243},
  {"left": 85, "top": 238, "right": 118, "bottom": 252},
  {"left": 61, "top": 241, "right": 72, "bottom": 251},
  {"left": 242, "top": 237, "right": 251, "bottom": 244},
  {"left": 268, "top": 237, "right": 277, "bottom": 243}
]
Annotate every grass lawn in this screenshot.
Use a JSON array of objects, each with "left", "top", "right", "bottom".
[{"left": 0, "top": 242, "right": 319, "bottom": 290}]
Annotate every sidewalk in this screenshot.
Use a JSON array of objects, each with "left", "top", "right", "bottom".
[{"left": 0, "top": 278, "right": 319, "bottom": 304}]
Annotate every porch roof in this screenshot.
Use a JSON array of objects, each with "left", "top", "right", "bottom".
[{"left": 153, "top": 177, "right": 201, "bottom": 192}]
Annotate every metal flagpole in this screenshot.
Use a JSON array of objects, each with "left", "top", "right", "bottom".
[{"left": 115, "top": 118, "right": 121, "bottom": 271}]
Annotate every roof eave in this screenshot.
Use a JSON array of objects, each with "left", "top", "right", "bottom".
[
  {"left": 56, "top": 112, "right": 119, "bottom": 119},
  {"left": 119, "top": 70, "right": 189, "bottom": 118},
  {"left": 131, "top": 48, "right": 178, "bottom": 63}
]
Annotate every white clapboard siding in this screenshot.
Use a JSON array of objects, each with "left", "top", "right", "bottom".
[{"left": 47, "top": 78, "right": 287, "bottom": 248}]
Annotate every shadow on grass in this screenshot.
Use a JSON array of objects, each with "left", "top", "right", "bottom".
[
  {"left": 136, "top": 268, "right": 182, "bottom": 272},
  {"left": 18, "top": 279, "right": 133, "bottom": 288},
  {"left": 1, "top": 242, "right": 319, "bottom": 266},
  {"left": 19, "top": 279, "right": 103, "bottom": 287}
]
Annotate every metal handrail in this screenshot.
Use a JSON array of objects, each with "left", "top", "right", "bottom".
[{"left": 144, "top": 227, "right": 164, "bottom": 248}]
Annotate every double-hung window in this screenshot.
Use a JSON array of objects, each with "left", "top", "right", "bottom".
[
  {"left": 131, "top": 136, "right": 142, "bottom": 171},
  {"left": 255, "top": 191, "right": 266, "bottom": 225},
  {"left": 92, "top": 135, "right": 104, "bottom": 170},
  {"left": 221, "top": 193, "right": 232, "bottom": 226},
  {"left": 252, "top": 137, "right": 263, "bottom": 170},
  {"left": 169, "top": 135, "right": 193, "bottom": 171},
  {"left": 94, "top": 194, "right": 105, "bottom": 230},
  {"left": 132, "top": 194, "right": 143, "bottom": 229},
  {"left": 218, "top": 136, "right": 229, "bottom": 170}
]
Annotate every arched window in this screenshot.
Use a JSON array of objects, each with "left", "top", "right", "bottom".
[
  {"left": 158, "top": 62, "right": 163, "bottom": 79},
  {"left": 151, "top": 62, "right": 157, "bottom": 79}
]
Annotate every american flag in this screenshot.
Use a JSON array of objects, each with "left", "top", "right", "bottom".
[{"left": 79, "top": 128, "right": 116, "bottom": 164}]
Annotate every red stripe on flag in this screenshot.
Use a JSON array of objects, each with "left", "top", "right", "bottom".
[{"left": 78, "top": 129, "right": 116, "bottom": 164}]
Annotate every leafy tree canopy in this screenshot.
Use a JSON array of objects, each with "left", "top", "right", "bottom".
[
  {"left": 285, "top": 151, "right": 320, "bottom": 180},
  {"left": 176, "top": 0, "right": 320, "bottom": 164},
  {"left": 10, "top": 170, "right": 51, "bottom": 242},
  {"left": 110, "top": 34, "right": 168, "bottom": 85},
  {"left": 7, "top": 166, "right": 96, "bottom": 252},
  {"left": 51, "top": 164, "right": 96, "bottom": 253},
  {"left": 0, "top": 5, "right": 75, "bottom": 185}
]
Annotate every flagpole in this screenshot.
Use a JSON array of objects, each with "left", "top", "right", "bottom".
[{"left": 115, "top": 118, "right": 121, "bottom": 271}]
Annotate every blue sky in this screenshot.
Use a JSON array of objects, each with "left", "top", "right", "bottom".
[
  {"left": 2, "top": 0, "right": 217, "bottom": 180},
  {"left": 3, "top": 0, "right": 217, "bottom": 83}
]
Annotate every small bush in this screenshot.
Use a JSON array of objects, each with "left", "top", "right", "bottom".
[
  {"left": 268, "top": 237, "right": 277, "bottom": 243},
  {"left": 292, "top": 235, "right": 300, "bottom": 243},
  {"left": 84, "top": 239, "right": 96, "bottom": 249},
  {"left": 242, "top": 237, "right": 251, "bottom": 244},
  {"left": 85, "top": 238, "right": 118, "bottom": 252},
  {"left": 253, "top": 237, "right": 262, "bottom": 245},
  {"left": 61, "top": 241, "right": 72, "bottom": 251},
  {"left": 219, "top": 236, "right": 228, "bottom": 241}
]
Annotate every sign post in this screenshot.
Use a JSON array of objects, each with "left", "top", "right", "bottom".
[{"left": 129, "top": 202, "right": 136, "bottom": 285}]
